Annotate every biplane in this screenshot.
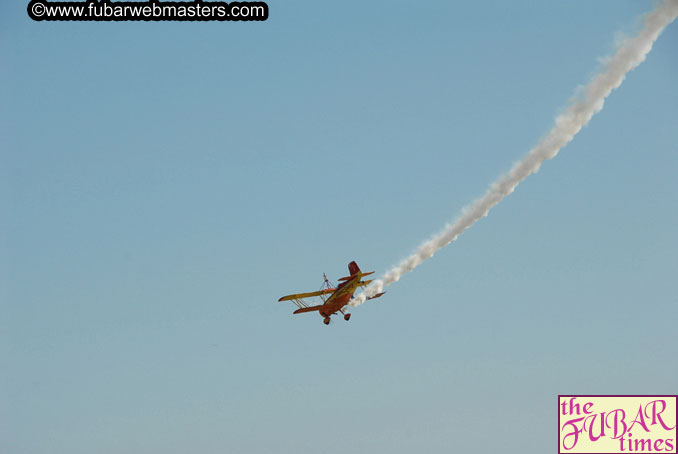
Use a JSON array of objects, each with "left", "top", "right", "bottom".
[{"left": 278, "top": 261, "right": 385, "bottom": 325}]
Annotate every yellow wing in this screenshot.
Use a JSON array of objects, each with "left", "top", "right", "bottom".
[{"left": 278, "top": 288, "right": 336, "bottom": 302}]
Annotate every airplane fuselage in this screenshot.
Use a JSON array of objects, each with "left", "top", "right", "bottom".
[{"left": 318, "top": 274, "right": 362, "bottom": 317}]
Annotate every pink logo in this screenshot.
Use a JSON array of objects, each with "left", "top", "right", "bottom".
[{"left": 558, "top": 395, "right": 677, "bottom": 453}]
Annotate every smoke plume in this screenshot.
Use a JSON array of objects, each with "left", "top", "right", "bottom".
[{"left": 350, "top": 0, "right": 678, "bottom": 307}]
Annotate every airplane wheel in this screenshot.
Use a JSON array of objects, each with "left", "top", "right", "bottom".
[
  {"left": 344, "top": 313, "right": 351, "bottom": 321},
  {"left": 323, "top": 317, "right": 330, "bottom": 325}
]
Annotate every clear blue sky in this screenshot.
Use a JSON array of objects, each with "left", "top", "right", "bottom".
[{"left": 2, "top": 1, "right": 677, "bottom": 453}]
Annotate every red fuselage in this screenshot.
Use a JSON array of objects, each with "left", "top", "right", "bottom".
[{"left": 318, "top": 274, "right": 362, "bottom": 317}]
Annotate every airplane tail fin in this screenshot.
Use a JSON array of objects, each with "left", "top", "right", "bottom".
[
  {"left": 348, "top": 261, "right": 361, "bottom": 275},
  {"left": 338, "top": 262, "right": 376, "bottom": 281}
]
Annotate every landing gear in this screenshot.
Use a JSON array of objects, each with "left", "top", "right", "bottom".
[
  {"left": 344, "top": 313, "right": 351, "bottom": 321},
  {"left": 323, "top": 317, "right": 331, "bottom": 325}
]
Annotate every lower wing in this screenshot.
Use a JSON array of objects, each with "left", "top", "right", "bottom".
[{"left": 293, "top": 305, "right": 324, "bottom": 314}]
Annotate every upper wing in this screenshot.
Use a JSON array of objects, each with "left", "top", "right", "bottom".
[{"left": 278, "top": 288, "right": 336, "bottom": 302}]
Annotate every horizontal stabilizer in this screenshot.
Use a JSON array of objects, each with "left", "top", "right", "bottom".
[
  {"left": 293, "top": 305, "right": 323, "bottom": 314},
  {"left": 367, "top": 292, "right": 386, "bottom": 300},
  {"left": 337, "top": 271, "right": 375, "bottom": 281}
]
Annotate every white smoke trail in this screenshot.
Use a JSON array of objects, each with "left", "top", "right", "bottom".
[{"left": 351, "top": 0, "right": 678, "bottom": 307}]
